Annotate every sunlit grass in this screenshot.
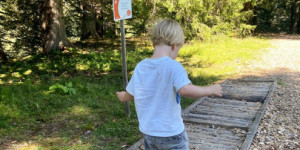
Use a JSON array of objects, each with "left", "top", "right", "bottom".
[
  {"left": 71, "top": 105, "right": 91, "bottom": 116},
  {"left": 179, "top": 37, "right": 269, "bottom": 80},
  {"left": 23, "top": 69, "right": 32, "bottom": 75},
  {"left": 0, "top": 74, "right": 6, "bottom": 78}
]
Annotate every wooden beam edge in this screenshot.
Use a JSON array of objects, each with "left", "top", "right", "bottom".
[
  {"left": 239, "top": 79, "right": 277, "bottom": 150},
  {"left": 127, "top": 138, "right": 144, "bottom": 150}
]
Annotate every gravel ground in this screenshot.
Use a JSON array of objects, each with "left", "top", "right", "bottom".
[{"left": 233, "top": 34, "right": 300, "bottom": 150}]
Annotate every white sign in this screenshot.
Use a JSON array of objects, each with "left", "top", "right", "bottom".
[{"left": 113, "top": 0, "right": 132, "bottom": 21}]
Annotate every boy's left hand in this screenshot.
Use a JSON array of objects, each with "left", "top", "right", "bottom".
[
  {"left": 116, "top": 91, "right": 126, "bottom": 102},
  {"left": 116, "top": 91, "right": 134, "bottom": 102}
]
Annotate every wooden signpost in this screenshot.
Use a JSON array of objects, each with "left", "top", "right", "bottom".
[{"left": 113, "top": 0, "right": 132, "bottom": 117}]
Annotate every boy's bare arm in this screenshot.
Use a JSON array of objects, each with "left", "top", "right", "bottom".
[
  {"left": 178, "top": 84, "right": 222, "bottom": 98},
  {"left": 116, "top": 91, "right": 134, "bottom": 102}
]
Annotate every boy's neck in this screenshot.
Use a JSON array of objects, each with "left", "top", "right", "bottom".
[{"left": 151, "top": 44, "right": 172, "bottom": 59}]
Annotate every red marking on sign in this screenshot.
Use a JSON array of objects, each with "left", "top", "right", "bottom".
[
  {"left": 127, "top": 10, "right": 131, "bottom": 16},
  {"left": 114, "top": 0, "right": 120, "bottom": 19}
]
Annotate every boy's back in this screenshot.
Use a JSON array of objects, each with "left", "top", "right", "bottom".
[
  {"left": 116, "top": 19, "right": 222, "bottom": 149},
  {"left": 126, "top": 56, "right": 191, "bottom": 137}
]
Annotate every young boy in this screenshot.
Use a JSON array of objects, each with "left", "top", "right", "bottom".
[{"left": 116, "top": 19, "right": 222, "bottom": 149}]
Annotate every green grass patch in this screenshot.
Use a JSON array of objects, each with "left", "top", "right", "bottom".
[
  {"left": 277, "top": 80, "right": 287, "bottom": 87},
  {"left": 180, "top": 37, "right": 269, "bottom": 80},
  {"left": 0, "top": 37, "right": 270, "bottom": 149}
]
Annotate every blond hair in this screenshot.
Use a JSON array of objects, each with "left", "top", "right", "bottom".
[{"left": 150, "top": 19, "right": 184, "bottom": 47}]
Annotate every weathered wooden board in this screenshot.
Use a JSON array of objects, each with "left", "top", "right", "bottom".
[
  {"left": 221, "top": 81, "right": 272, "bottom": 102},
  {"left": 187, "top": 98, "right": 261, "bottom": 121},
  {"left": 127, "top": 79, "right": 276, "bottom": 150},
  {"left": 186, "top": 123, "right": 247, "bottom": 150}
]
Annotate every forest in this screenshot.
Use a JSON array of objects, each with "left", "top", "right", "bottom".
[
  {"left": 0, "top": 0, "right": 300, "bottom": 149},
  {"left": 0, "top": 0, "right": 299, "bottom": 60}
]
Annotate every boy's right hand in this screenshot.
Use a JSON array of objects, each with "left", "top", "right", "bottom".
[{"left": 209, "top": 84, "right": 223, "bottom": 97}]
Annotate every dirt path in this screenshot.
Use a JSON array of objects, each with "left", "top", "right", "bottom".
[{"left": 232, "top": 35, "right": 300, "bottom": 150}]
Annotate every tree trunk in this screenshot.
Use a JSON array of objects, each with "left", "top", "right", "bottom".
[
  {"left": 298, "top": 15, "right": 300, "bottom": 33},
  {"left": 96, "top": 8, "right": 104, "bottom": 38},
  {"left": 290, "top": 0, "right": 300, "bottom": 34},
  {"left": 80, "top": 0, "right": 100, "bottom": 40},
  {"left": 0, "top": 40, "right": 8, "bottom": 62},
  {"left": 41, "top": 0, "right": 71, "bottom": 53}
]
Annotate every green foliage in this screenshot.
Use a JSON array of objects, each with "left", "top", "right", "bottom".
[
  {"left": 3, "top": 0, "right": 289, "bottom": 60},
  {"left": 254, "top": 0, "right": 299, "bottom": 33},
  {"left": 63, "top": 0, "right": 82, "bottom": 37},
  {"left": 62, "top": 0, "right": 263, "bottom": 41},
  {"left": 239, "top": 24, "right": 257, "bottom": 37},
  {"left": 1, "top": 0, "right": 298, "bottom": 61},
  {"left": 212, "top": 22, "right": 235, "bottom": 36},
  {"left": 145, "top": 0, "right": 259, "bottom": 41},
  {"left": 127, "top": 0, "right": 153, "bottom": 35},
  {"left": 49, "top": 82, "right": 77, "bottom": 95},
  {"left": 0, "top": 0, "right": 43, "bottom": 55}
]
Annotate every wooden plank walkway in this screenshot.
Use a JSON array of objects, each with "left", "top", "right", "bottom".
[{"left": 127, "top": 79, "right": 277, "bottom": 150}]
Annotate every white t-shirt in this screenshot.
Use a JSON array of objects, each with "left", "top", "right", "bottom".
[{"left": 126, "top": 56, "right": 191, "bottom": 137}]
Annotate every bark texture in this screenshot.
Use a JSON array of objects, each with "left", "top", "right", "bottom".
[
  {"left": 290, "top": 0, "right": 300, "bottom": 34},
  {"left": 42, "top": 0, "right": 71, "bottom": 53},
  {"left": 80, "top": 0, "right": 100, "bottom": 40},
  {"left": 0, "top": 40, "right": 8, "bottom": 62}
]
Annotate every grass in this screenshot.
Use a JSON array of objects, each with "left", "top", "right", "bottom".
[
  {"left": 0, "top": 36, "right": 270, "bottom": 149},
  {"left": 180, "top": 37, "right": 268, "bottom": 78},
  {"left": 277, "top": 80, "right": 287, "bottom": 87}
]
